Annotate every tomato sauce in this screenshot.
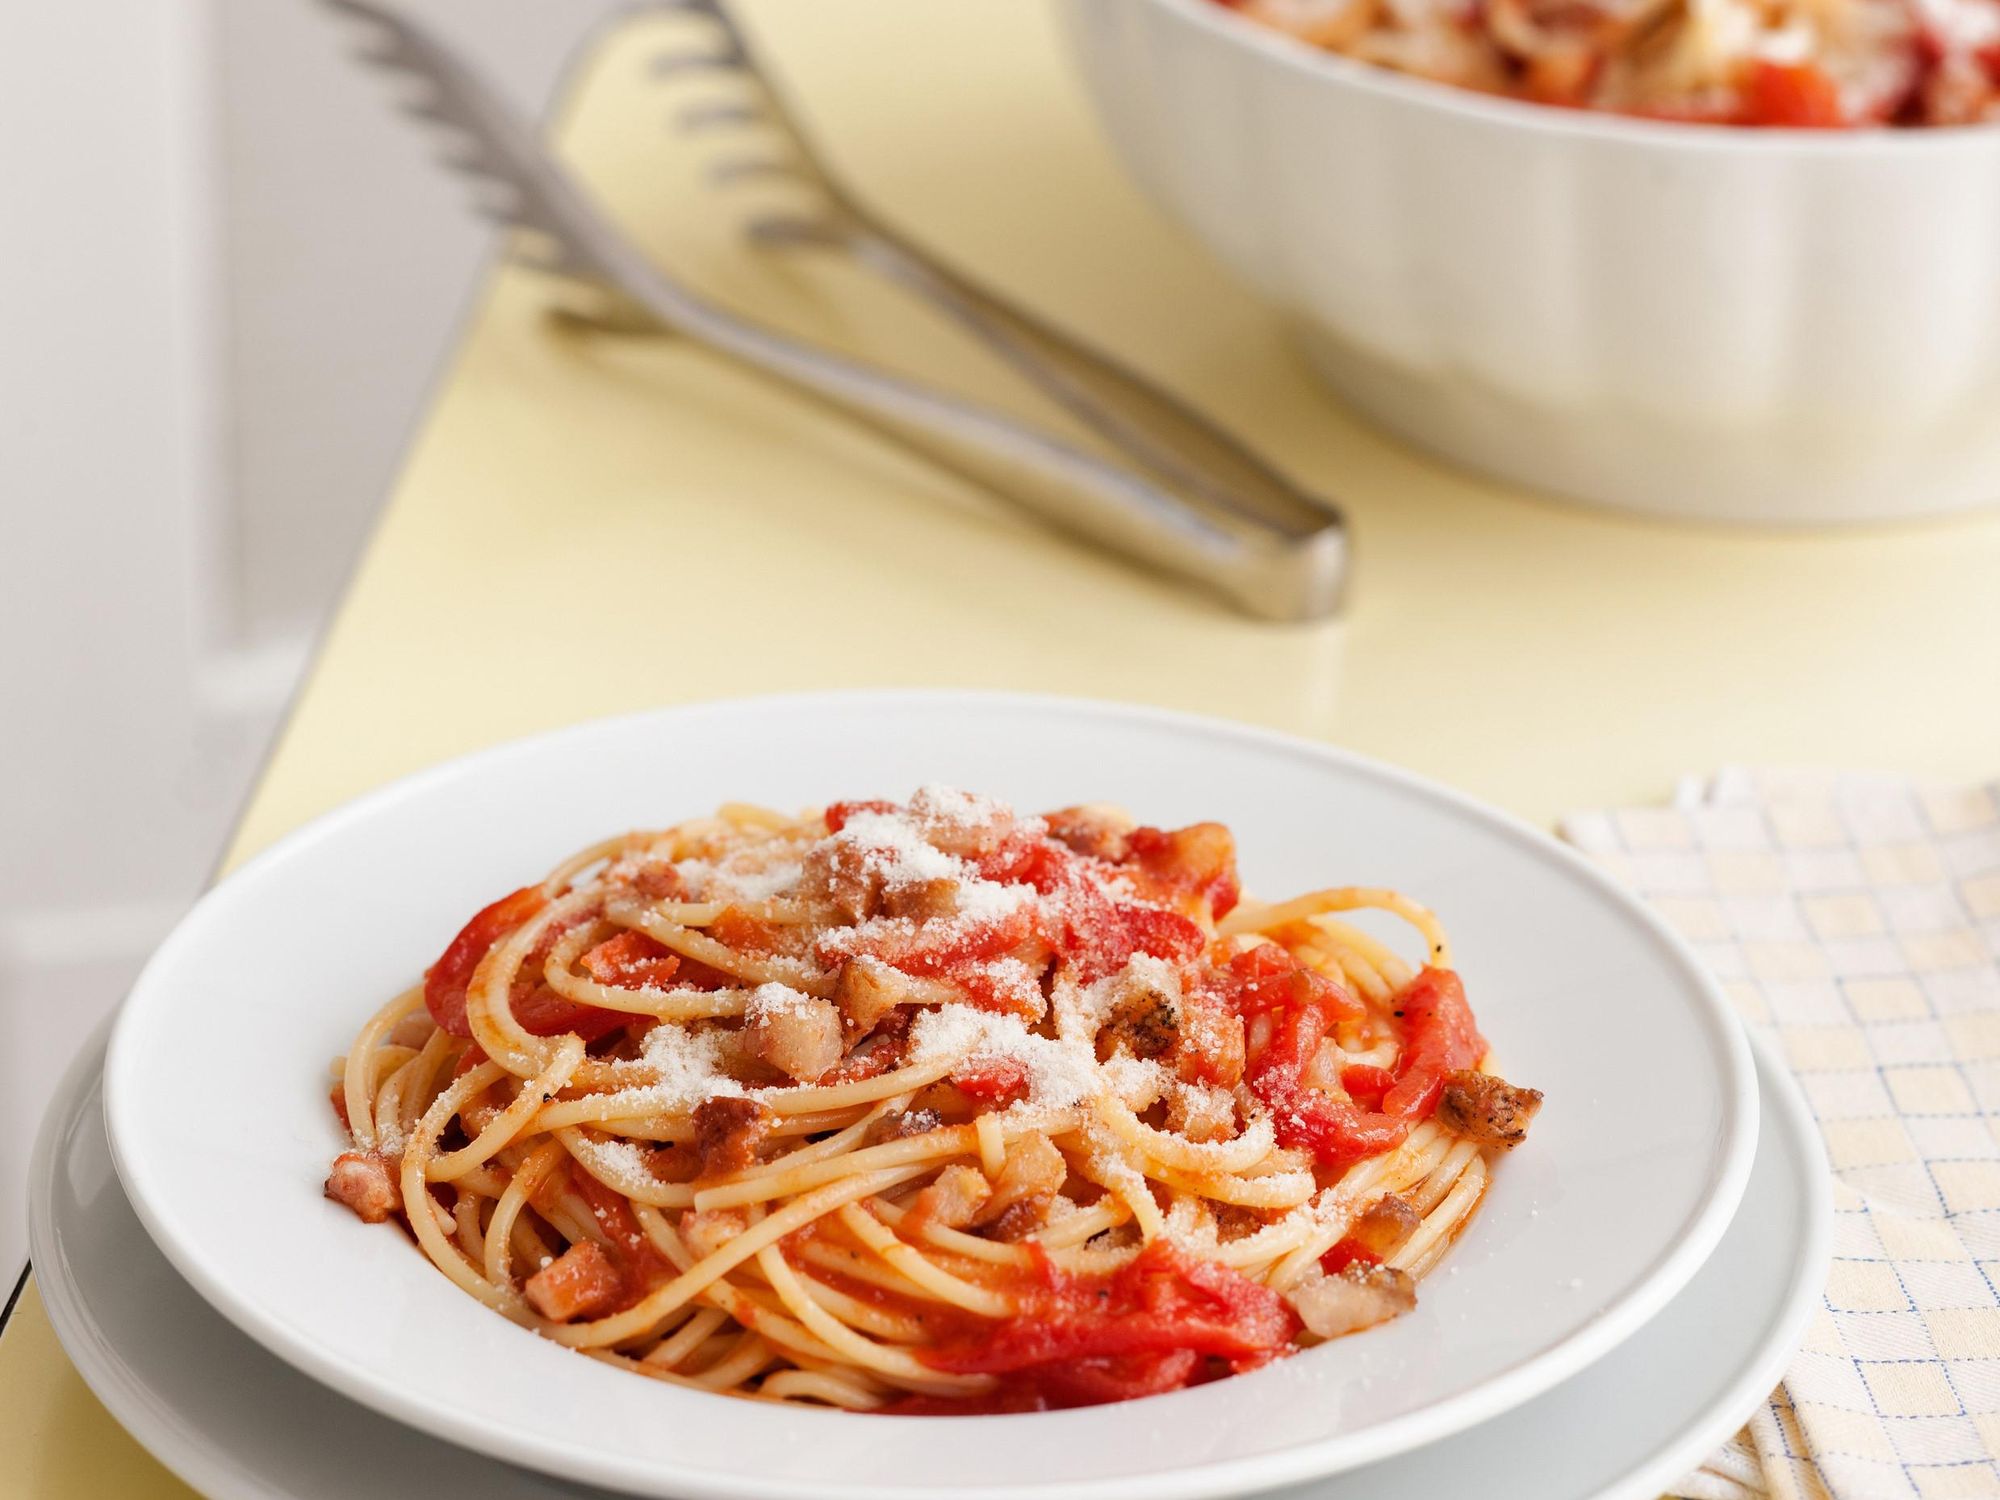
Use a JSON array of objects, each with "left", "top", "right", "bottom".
[
  {"left": 1246, "top": 966, "right": 1485, "bottom": 1168},
  {"left": 905, "top": 1240, "right": 1298, "bottom": 1411},
  {"left": 423, "top": 885, "right": 629, "bottom": 1043}
]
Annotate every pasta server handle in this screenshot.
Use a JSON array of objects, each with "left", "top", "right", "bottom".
[{"left": 324, "top": 0, "right": 1348, "bottom": 621}]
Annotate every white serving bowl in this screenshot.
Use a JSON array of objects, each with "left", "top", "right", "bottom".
[{"left": 1059, "top": 0, "right": 2000, "bottom": 524}]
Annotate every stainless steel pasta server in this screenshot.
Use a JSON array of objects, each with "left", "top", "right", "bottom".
[
  {"left": 322, "top": 0, "right": 1348, "bottom": 622},
  {"left": 640, "top": 0, "right": 1348, "bottom": 556}
]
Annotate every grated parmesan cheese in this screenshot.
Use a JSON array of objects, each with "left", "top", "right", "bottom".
[
  {"left": 909, "top": 1003, "right": 1100, "bottom": 1115},
  {"left": 745, "top": 981, "right": 815, "bottom": 1019},
  {"left": 1098, "top": 1052, "right": 1170, "bottom": 1110},
  {"left": 583, "top": 790, "right": 1239, "bottom": 1139},
  {"left": 568, "top": 1132, "right": 653, "bottom": 1181},
  {"left": 717, "top": 860, "right": 803, "bottom": 903},
  {"left": 830, "top": 811, "right": 963, "bottom": 886},
  {"left": 590, "top": 1023, "right": 746, "bottom": 1116},
  {"left": 907, "top": 784, "right": 1012, "bottom": 837}
]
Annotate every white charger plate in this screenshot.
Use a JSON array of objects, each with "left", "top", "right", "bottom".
[
  {"left": 103, "top": 693, "right": 1757, "bottom": 1500},
  {"left": 38, "top": 1029, "right": 1825, "bottom": 1500}
]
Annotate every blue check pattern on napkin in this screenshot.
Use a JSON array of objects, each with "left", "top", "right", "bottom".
[{"left": 1566, "top": 769, "right": 2000, "bottom": 1500}]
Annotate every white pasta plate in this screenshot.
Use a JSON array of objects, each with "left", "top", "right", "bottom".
[{"left": 106, "top": 692, "right": 1757, "bottom": 1500}]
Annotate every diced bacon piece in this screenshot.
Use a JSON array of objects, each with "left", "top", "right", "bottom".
[
  {"left": 1042, "top": 804, "right": 1136, "bottom": 862},
  {"left": 865, "top": 1106, "right": 943, "bottom": 1145},
  {"left": 910, "top": 1164, "right": 992, "bottom": 1229},
  {"left": 833, "top": 956, "right": 953, "bottom": 1040},
  {"left": 693, "top": 1096, "right": 775, "bottom": 1176},
  {"left": 1350, "top": 1192, "right": 1421, "bottom": 1257},
  {"left": 984, "top": 1197, "right": 1053, "bottom": 1242},
  {"left": 880, "top": 876, "right": 962, "bottom": 921},
  {"left": 524, "top": 1241, "right": 624, "bottom": 1322},
  {"left": 1320, "top": 1193, "right": 1421, "bottom": 1273},
  {"left": 833, "top": 957, "right": 900, "bottom": 1039},
  {"left": 907, "top": 785, "right": 1018, "bottom": 858},
  {"left": 1436, "top": 1070, "right": 1543, "bottom": 1149},
  {"left": 1099, "top": 979, "right": 1181, "bottom": 1061},
  {"left": 1284, "top": 1262, "right": 1416, "bottom": 1340},
  {"left": 1210, "top": 1202, "right": 1279, "bottom": 1242},
  {"left": 823, "top": 1006, "right": 916, "bottom": 1084},
  {"left": 324, "top": 1151, "right": 397, "bottom": 1224},
  {"left": 974, "top": 1134, "right": 1066, "bottom": 1228},
  {"left": 745, "top": 985, "right": 844, "bottom": 1082},
  {"left": 802, "top": 834, "right": 884, "bottom": 923},
  {"left": 1099, "top": 965, "right": 1243, "bottom": 1087}
]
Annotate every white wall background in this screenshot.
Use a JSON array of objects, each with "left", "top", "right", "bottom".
[{"left": 0, "top": 0, "right": 617, "bottom": 1282}]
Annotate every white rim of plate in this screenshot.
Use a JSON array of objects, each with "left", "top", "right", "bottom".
[{"left": 104, "top": 690, "right": 1759, "bottom": 1500}]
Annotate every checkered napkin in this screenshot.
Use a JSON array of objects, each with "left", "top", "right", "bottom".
[{"left": 1562, "top": 769, "right": 2000, "bottom": 1500}]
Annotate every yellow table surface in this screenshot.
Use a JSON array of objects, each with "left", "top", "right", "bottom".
[{"left": 10, "top": 0, "right": 2000, "bottom": 1492}]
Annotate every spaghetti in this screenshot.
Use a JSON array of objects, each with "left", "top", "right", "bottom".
[{"left": 325, "top": 786, "right": 1541, "bottom": 1411}]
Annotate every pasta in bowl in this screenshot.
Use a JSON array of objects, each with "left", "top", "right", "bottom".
[
  {"left": 326, "top": 787, "right": 1540, "bottom": 1412},
  {"left": 1222, "top": 0, "right": 2000, "bottom": 126}
]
